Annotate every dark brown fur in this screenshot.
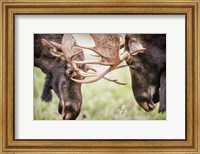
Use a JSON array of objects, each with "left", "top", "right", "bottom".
[
  {"left": 125, "top": 34, "right": 166, "bottom": 113},
  {"left": 34, "top": 34, "right": 85, "bottom": 120}
]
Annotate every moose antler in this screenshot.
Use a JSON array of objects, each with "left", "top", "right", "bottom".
[
  {"left": 42, "top": 34, "right": 146, "bottom": 84},
  {"left": 50, "top": 34, "right": 83, "bottom": 72},
  {"left": 72, "top": 34, "right": 146, "bottom": 84},
  {"left": 42, "top": 34, "right": 89, "bottom": 79}
]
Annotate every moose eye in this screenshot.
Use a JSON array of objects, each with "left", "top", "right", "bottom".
[
  {"left": 129, "top": 62, "right": 141, "bottom": 70},
  {"left": 66, "top": 69, "right": 74, "bottom": 77},
  {"left": 129, "top": 38, "right": 137, "bottom": 44},
  {"left": 66, "top": 69, "right": 77, "bottom": 78}
]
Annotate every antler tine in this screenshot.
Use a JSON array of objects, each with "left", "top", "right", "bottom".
[
  {"left": 103, "top": 76, "right": 126, "bottom": 85},
  {"left": 71, "top": 66, "right": 111, "bottom": 84},
  {"left": 49, "top": 51, "right": 64, "bottom": 60},
  {"left": 49, "top": 41, "right": 62, "bottom": 50},
  {"left": 74, "top": 60, "right": 115, "bottom": 66},
  {"left": 78, "top": 70, "right": 98, "bottom": 77},
  {"left": 119, "top": 51, "right": 130, "bottom": 61},
  {"left": 42, "top": 39, "right": 64, "bottom": 59},
  {"left": 70, "top": 50, "right": 83, "bottom": 59},
  {"left": 75, "top": 44, "right": 105, "bottom": 58},
  {"left": 89, "top": 67, "right": 126, "bottom": 85}
]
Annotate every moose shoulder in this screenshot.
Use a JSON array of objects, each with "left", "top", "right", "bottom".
[
  {"left": 34, "top": 34, "right": 85, "bottom": 120},
  {"left": 125, "top": 34, "right": 166, "bottom": 113}
]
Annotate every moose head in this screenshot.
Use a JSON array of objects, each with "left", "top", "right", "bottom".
[
  {"left": 125, "top": 34, "right": 166, "bottom": 113},
  {"left": 34, "top": 34, "right": 125, "bottom": 120},
  {"left": 34, "top": 34, "right": 87, "bottom": 120}
]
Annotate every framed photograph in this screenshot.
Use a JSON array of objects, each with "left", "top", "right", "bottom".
[{"left": 0, "top": 0, "right": 200, "bottom": 153}]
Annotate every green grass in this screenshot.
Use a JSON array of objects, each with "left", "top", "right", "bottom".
[
  {"left": 34, "top": 68, "right": 61, "bottom": 120},
  {"left": 34, "top": 66, "right": 166, "bottom": 120}
]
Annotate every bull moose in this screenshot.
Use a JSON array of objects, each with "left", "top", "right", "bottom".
[
  {"left": 34, "top": 34, "right": 88, "bottom": 120},
  {"left": 125, "top": 34, "right": 166, "bottom": 113},
  {"left": 34, "top": 34, "right": 166, "bottom": 120}
]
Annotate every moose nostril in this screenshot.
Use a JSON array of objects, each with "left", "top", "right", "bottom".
[
  {"left": 64, "top": 103, "right": 74, "bottom": 114},
  {"left": 61, "top": 102, "right": 81, "bottom": 120},
  {"left": 148, "top": 107, "right": 153, "bottom": 111},
  {"left": 61, "top": 103, "right": 75, "bottom": 120},
  {"left": 62, "top": 112, "right": 74, "bottom": 120},
  {"left": 147, "top": 102, "right": 156, "bottom": 112},
  {"left": 62, "top": 113, "right": 66, "bottom": 120}
]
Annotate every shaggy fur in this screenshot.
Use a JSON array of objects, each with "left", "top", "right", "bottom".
[
  {"left": 125, "top": 34, "right": 166, "bottom": 113},
  {"left": 34, "top": 34, "right": 84, "bottom": 120}
]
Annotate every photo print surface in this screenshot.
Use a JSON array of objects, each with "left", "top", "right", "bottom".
[{"left": 34, "top": 34, "right": 166, "bottom": 120}]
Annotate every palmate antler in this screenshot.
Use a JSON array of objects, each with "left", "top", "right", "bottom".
[
  {"left": 73, "top": 34, "right": 146, "bottom": 84},
  {"left": 49, "top": 34, "right": 83, "bottom": 72},
  {"left": 42, "top": 34, "right": 146, "bottom": 84},
  {"left": 42, "top": 34, "right": 89, "bottom": 78}
]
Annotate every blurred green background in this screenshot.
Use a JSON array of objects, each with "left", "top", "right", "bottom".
[{"left": 34, "top": 34, "right": 166, "bottom": 120}]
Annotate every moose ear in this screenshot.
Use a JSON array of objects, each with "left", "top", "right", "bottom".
[
  {"left": 34, "top": 56, "right": 53, "bottom": 74},
  {"left": 41, "top": 74, "right": 53, "bottom": 102},
  {"left": 158, "top": 71, "right": 166, "bottom": 113},
  {"left": 34, "top": 36, "right": 56, "bottom": 74}
]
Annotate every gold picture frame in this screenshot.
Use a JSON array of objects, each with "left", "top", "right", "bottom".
[{"left": 0, "top": 0, "right": 200, "bottom": 153}]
